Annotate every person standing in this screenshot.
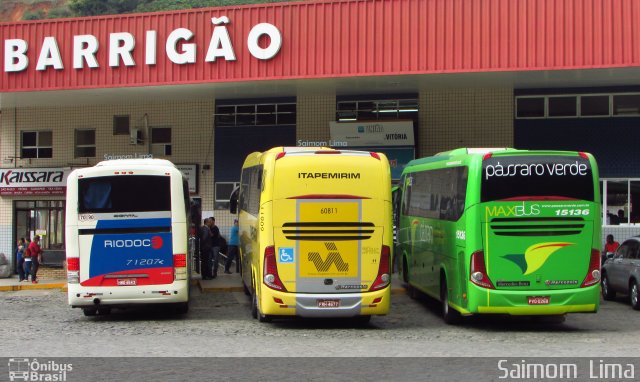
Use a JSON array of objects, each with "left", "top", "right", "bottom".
[
  {"left": 224, "top": 219, "right": 240, "bottom": 274},
  {"left": 199, "top": 218, "right": 213, "bottom": 280},
  {"left": 15, "top": 238, "right": 26, "bottom": 282},
  {"left": 23, "top": 239, "right": 32, "bottom": 282},
  {"left": 28, "top": 235, "right": 43, "bottom": 284},
  {"left": 603, "top": 234, "right": 620, "bottom": 265},
  {"left": 210, "top": 217, "right": 221, "bottom": 278}
]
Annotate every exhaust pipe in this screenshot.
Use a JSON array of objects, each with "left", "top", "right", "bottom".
[{"left": 93, "top": 298, "right": 101, "bottom": 305}]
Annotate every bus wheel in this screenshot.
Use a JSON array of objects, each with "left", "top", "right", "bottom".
[
  {"left": 440, "top": 278, "right": 461, "bottom": 325},
  {"left": 402, "top": 256, "right": 409, "bottom": 284},
  {"left": 601, "top": 274, "right": 616, "bottom": 300},
  {"left": 243, "top": 281, "right": 251, "bottom": 296},
  {"left": 175, "top": 302, "right": 189, "bottom": 315},
  {"left": 353, "top": 315, "right": 371, "bottom": 325},
  {"left": 251, "top": 288, "right": 258, "bottom": 319},
  {"left": 258, "top": 312, "right": 272, "bottom": 323},
  {"left": 407, "top": 283, "right": 418, "bottom": 299},
  {"left": 630, "top": 280, "right": 640, "bottom": 310},
  {"left": 82, "top": 308, "right": 97, "bottom": 317}
]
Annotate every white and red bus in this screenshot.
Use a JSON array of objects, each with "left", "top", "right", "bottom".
[{"left": 65, "top": 159, "right": 191, "bottom": 316}]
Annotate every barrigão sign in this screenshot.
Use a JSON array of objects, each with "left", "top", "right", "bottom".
[{"left": 4, "top": 16, "right": 282, "bottom": 72}]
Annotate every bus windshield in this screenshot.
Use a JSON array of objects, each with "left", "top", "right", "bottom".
[
  {"left": 78, "top": 175, "right": 171, "bottom": 213},
  {"left": 481, "top": 155, "right": 594, "bottom": 202}
]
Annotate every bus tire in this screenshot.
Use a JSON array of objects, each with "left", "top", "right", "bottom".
[
  {"left": 82, "top": 308, "right": 97, "bottom": 317},
  {"left": 354, "top": 315, "right": 371, "bottom": 325},
  {"left": 441, "top": 277, "right": 461, "bottom": 325},
  {"left": 258, "top": 312, "right": 272, "bottom": 323},
  {"left": 601, "top": 274, "right": 616, "bottom": 300},
  {"left": 243, "top": 281, "right": 251, "bottom": 296},
  {"left": 402, "top": 256, "right": 409, "bottom": 284},
  {"left": 175, "top": 302, "right": 189, "bottom": 315},
  {"left": 407, "top": 283, "right": 418, "bottom": 299},
  {"left": 251, "top": 288, "right": 258, "bottom": 319},
  {"left": 630, "top": 280, "right": 640, "bottom": 310}
]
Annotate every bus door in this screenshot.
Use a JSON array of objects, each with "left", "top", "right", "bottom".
[{"left": 480, "top": 155, "right": 596, "bottom": 292}]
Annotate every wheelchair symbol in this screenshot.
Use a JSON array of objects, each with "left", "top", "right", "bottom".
[{"left": 279, "top": 247, "right": 294, "bottom": 263}]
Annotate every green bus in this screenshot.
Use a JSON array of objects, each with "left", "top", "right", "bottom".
[{"left": 395, "top": 148, "right": 601, "bottom": 324}]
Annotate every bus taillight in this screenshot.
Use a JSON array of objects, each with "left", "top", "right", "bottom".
[
  {"left": 174, "top": 254, "right": 188, "bottom": 280},
  {"left": 67, "top": 257, "right": 80, "bottom": 284},
  {"left": 263, "top": 246, "right": 287, "bottom": 291},
  {"left": 581, "top": 249, "right": 601, "bottom": 287},
  {"left": 370, "top": 245, "right": 391, "bottom": 291},
  {"left": 470, "top": 251, "right": 495, "bottom": 289}
]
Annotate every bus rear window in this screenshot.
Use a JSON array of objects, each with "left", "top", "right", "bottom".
[
  {"left": 79, "top": 175, "right": 171, "bottom": 213},
  {"left": 481, "top": 155, "right": 594, "bottom": 202}
]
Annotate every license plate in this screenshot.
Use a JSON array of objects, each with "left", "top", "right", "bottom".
[
  {"left": 528, "top": 296, "right": 550, "bottom": 305},
  {"left": 317, "top": 299, "right": 340, "bottom": 308},
  {"left": 117, "top": 279, "right": 137, "bottom": 286}
]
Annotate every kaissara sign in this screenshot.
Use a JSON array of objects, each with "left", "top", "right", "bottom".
[
  {"left": 0, "top": 167, "right": 70, "bottom": 195},
  {"left": 3, "top": 16, "right": 282, "bottom": 73}
]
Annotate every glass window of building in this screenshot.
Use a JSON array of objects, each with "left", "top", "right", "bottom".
[
  {"left": 21, "top": 131, "right": 52, "bottom": 158},
  {"left": 613, "top": 94, "right": 640, "bottom": 116},
  {"left": 580, "top": 95, "right": 610, "bottom": 116},
  {"left": 74, "top": 129, "right": 96, "bottom": 158},
  {"left": 548, "top": 96, "right": 577, "bottom": 117},
  {"left": 151, "top": 127, "right": 172, "bottom": 156},
  {"left": 336, "top": 98, "right": 419, "bottom": 122},
  {"left": 15, "top": 200, "right": 65, "bottom": 250},
  {"left": 215, "top": 102, "right": 297, "bottom": 126},
  {"left": 516, "top": 97, "right": 545, "bottom": 118}
]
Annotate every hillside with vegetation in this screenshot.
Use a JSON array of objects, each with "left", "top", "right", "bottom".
[{"left": 0, "top": 0, "right": 294, "bottom": 22}]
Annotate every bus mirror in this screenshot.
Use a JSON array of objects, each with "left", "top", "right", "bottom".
[{"left": 229, "top": 186, "right": 239, "bottom": 214}]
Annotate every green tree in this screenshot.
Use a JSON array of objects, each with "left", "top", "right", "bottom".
[
  {"left": 47, "top": 6, "right": 73, "bottom": 19},
  {"left": 69, "top": 0, "right": 141, "bottom": 16},
  {"left": 23, "top": 9, "right": 46, "bottom": 20}
]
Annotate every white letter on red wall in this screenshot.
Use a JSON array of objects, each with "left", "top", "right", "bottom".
[
  {"left": 36, "top": 36, "right": 64, "bottom": 71},
  {"left": 145, "top": 30, "right": 157, "bottom": 65},
  {"left": 109, "top": 32, "right": 136, "bottom": 67},
  {"left": 247, "top": 23, "right": 282, "bottom": 60},
  {"left": 4, "top": 39, "right": 28, "bottom": 72},
  {"left": 205, "top": 16, "right": 236, "bottom": 62},
  {"left": 73, "top": 35, "right": 99, "bottom": 69},
  {"left": 166, "top": 28, "right": 195, "bottom": 65}
]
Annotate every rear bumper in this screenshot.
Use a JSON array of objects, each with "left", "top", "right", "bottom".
[
  {"left": 259, "top": 287, "right": 390, "bottom": 317},
  {"left": 466, "top": 284, "right": 600, "bottom": 315},
  {"left": 68, "top": 282, "right": 189, "bottom": 307}
]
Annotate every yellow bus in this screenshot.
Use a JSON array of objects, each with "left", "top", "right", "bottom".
[{"left": 230, "top": 147, "right": 393, "bottom": 322}]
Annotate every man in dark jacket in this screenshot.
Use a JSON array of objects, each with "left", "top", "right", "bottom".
[
  {"left": 199, "top": 218, "right": 213, "bottom": 280},
  {"left": 210, "top": 217, "right": 221, "bottom": 278}
]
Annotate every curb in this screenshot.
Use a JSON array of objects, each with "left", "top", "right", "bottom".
[
  {"left": 197, "top": 280, "right": 245, "bottom": 293},
  {"left": 0, "top": 282, "right": 67, "bottom": 292}
]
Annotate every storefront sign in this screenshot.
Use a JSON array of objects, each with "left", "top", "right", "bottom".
[
  {"left": 0, "top": 167, "right": 71, "bottom": 195},
  {"left": 329, "top": 121, "right": 415, "bottom": 147},
  {"left": 4, "top": 17, "right": 281, "bottom": 73},
  {"left": 176, "top": 164, "right": 198, "bottom": 195}
]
